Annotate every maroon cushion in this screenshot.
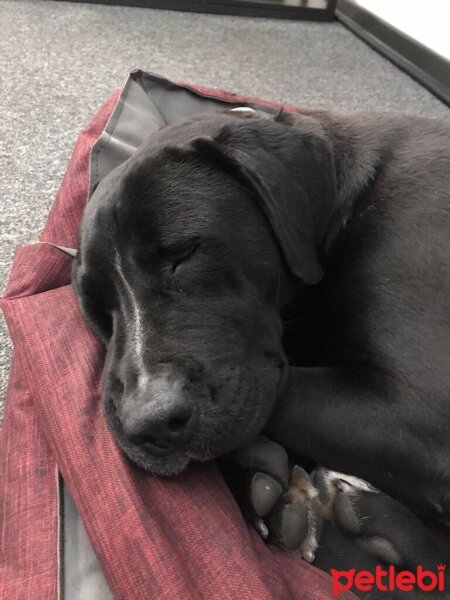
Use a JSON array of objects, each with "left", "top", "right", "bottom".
[{"left": 1, "top": 81, "right": 357, "bottom": 600}]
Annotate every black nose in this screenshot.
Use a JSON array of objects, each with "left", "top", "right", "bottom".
[{"left": 121, "top": 376, "right": 196, "bottom": 450}]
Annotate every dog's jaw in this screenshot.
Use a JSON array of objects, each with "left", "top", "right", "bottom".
[{"left": 125, "top": 445, "right": 190, "bottom": 477}]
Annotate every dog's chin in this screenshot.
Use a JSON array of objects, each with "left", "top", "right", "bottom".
[{"left": 117, "top": 437, "right": 190, "bottom": 476}]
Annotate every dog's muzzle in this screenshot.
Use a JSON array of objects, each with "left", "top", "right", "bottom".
[{"left": 117, "top": 371, "right": 198, "bottom": 455}]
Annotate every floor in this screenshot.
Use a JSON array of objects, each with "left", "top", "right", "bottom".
[{"left": 0, "top": 0, "right": 448, "bottom": 416}]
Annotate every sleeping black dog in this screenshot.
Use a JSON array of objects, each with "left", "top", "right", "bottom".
[{"left": 73, "top": 108, "right": 450, "bottom": 597}]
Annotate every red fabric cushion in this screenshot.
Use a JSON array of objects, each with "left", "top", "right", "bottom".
[{"left": 1, "top": 82, "right": 357, "bottom": 600}]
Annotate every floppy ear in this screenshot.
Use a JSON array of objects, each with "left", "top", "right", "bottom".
[{"left": 192, "top": 114, "right": 336, "bottom": 284}]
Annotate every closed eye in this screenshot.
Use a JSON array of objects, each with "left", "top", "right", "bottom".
[{"left": 171, "top": 241, "right": 202, "bottom": 274}]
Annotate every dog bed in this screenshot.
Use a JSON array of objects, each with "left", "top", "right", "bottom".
[{"left": 0, "top": 70, "right": 357, "bottom": 600}]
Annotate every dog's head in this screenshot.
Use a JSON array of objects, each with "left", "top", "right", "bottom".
[{"left": 73, "top": 109, "right": 335, "bottom": 475}]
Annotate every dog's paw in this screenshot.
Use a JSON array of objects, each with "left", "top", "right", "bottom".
[
  {"left": 314, "top": 469, "right": 450, "bottom": 569},
  {"left": 222, "top": 450, "right": 450, "bottom": 580},
  {"left": 265, "top": 465, "right": 323, "bottom": 561},
  {"left": 220, "top": 438, "right": 323, "bottom": 561},
  {"left": 312, "top": 469, "right": 405, "bottom": 564}
]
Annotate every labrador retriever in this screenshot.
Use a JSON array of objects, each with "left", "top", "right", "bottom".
[{"left": 72, "top": 108, "right": 450, "bottom": 594}]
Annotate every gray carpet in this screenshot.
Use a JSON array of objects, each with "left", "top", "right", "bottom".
[{"left": 0, "top": 0, "right": 448, "bottom": 417}]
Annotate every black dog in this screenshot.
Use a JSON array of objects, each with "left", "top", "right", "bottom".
[{"left": 73, "top": 108, "right": 450, "bottom": 594}]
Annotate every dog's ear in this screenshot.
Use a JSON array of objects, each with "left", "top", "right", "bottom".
[{"left": 192, "top": 114, "right": 336, "bottom": 284}]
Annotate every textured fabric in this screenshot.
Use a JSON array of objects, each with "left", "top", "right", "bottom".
[{"left": 0, "top": 75, "right": 357, "bottom": 600}]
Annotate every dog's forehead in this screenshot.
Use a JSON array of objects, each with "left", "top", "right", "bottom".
[
  {"left": 83, "top": 111, "right": 273, "bottom": 254},
  {"left": 86, "top": 157, "right": 231, "bottom": 254}
]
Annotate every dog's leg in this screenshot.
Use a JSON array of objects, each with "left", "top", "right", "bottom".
[{"left": 266, "top": 366, "right": 450, "bottom": 521}]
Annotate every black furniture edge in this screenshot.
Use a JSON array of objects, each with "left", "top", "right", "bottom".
[
  {"left": 57, "top": 0, "right": 337, "bottom": 21},
  {"left": 336, "top": 0, "right": 450, "bottom": 106}
]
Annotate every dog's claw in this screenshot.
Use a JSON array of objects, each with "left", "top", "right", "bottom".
[{"left": 252, "top": 516, "right": 269, "bottom": 539}]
